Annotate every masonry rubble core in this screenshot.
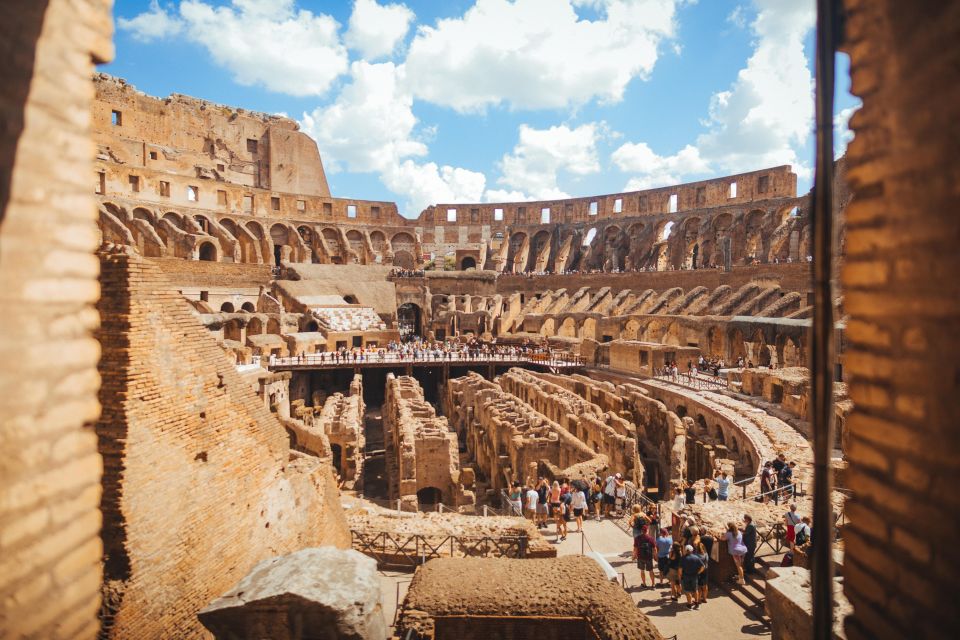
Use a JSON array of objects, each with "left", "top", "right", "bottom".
[{"left": 1, "top": 1, "right": 958, "bottom": 639}]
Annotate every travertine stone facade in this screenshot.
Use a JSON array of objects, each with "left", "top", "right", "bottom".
[
  {"left": 840, "top": 1, "right": 960, "bottom": 638},
  {"left": 0, "top": 2, "right": 112, "bottom": 638},
  {"left": 95, "top": 249, "right": 349, "bottom": 639},
  {"left": 383, "top": 374, "right": 472, "bottom": 510}
]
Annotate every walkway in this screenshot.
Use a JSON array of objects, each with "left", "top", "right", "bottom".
[
  {"left": 550, "top": 517, "right": 771, "bottom": 639},
  {"left": 266, "top": 352, "right": 585, "bottom": 372}
]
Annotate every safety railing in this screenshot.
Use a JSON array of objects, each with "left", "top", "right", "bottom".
[{"left": 350, "top": 530, "right": 528, "bottom": 569}]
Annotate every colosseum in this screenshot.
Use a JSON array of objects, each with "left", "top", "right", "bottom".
[{"left": 1, "top": 2, "right": 958, "bottom": 640}]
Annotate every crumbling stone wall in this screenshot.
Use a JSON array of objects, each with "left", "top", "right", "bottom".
[
  {"left": 383, "top": 374, "right": 471, "bottom": 510},
  {"left": 94, "top": 249, "right": 349, "bottom": 639},
  {"left": 840, "top": 1, "right": 960, "bottom": 638},
  {"left": 0, "top": 1, "right": 112, "bottom": 638},
  {"left": 445, "top": 372, "right": 609, "bottom": 490}
]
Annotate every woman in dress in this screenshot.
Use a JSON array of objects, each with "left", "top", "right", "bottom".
[{"left": 725, "top": 521, "right": 749, "bottom": 584}]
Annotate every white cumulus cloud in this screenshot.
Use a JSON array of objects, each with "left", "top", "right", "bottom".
[
  {"left": 494, "top": 123, "right": 603, "bottom": 200},
  {"left": 117, "top": 0, "right": 183, "bottom": 41},
  {"left": 613, "top": 0, "right": 816, "bottom": 188},
  {"left": 345, "top": 0, "right": 415, "bottom": 60},
  {"left": 404, "top": 0, "right": 680, "bottom": 112},
  {"left": 118, "top": 0, "right": 349, "bottom": 96},
  {"left": 612, "top": 142, "right": 710, "bottom": 190}
]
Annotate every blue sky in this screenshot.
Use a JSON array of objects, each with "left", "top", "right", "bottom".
[{"left": 107, "top": 0, "right": 859, "bottom": 216}]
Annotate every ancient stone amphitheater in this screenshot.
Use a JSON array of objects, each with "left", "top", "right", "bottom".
[{"left": 2, "top": 3, "right": 958, "bottom": 640}]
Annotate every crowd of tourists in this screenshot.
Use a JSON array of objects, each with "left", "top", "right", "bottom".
[{"left": 508, "top": 472, "right": 647, "bottom": 542}]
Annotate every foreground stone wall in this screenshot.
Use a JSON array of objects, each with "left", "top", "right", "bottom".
[
  {"left": 840, "top": 1, "right": 960, "bottom": 638},
  {"left": 95, "top": 250, "right": 349, "bottom": 639},
  {"left": 0, "top": 1, "right": 112, "bottom": 638}
]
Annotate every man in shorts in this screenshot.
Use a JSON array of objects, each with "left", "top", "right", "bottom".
[{"left": 635, "top": 525, "right": 657, "bottom": 588}]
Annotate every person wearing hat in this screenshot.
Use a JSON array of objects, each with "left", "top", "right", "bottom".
[{"left": 679, "top": 544, "right": 705, "bottom": 609}]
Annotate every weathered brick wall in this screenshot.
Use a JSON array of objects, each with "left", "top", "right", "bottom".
[
  {"left": 0, "top": 1, "right": 112, "bottom": 638},
  {"left": 95, "top": 250, "right": 349, "bottom": 639},
  {"left": 841, "top": 1, "right": 960, "bottom": 638}
]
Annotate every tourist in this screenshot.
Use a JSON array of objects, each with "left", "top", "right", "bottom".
[
  {"left": 743, "top": 514, "right": 757, "bottom": 575},
  {"left": 683, "top": 480, "right": 696, "bottom": 506},
  {"left": 698, "top": 529, "right": 715, "bottom": 604},
  {"left": 550, "top": 481, "right": 566, "bottom": 541},
  {"left": 760, "top": 461, "right": 775, "bottom": 503},
  {"left": 602, "top": 473, "right": 618, "bottom": 517},
  {"left": 716, "top": 470, "right": 730, "bottom": 501},
  {"left": 667, "top": 542, "right": 683, "bottom": 601},
  {"left": 591, "top": 475, "right": 603, "bottom": 521},
  {"left": 784, "top": 503, "right": 802, "bottom": 551},
  {"left": 795, "top": 516, "right": 812, "bottom": 549},
  {"left": 679, "top": 545, "right": 705, "bottom": 609},
  {"left": 656, "top": 528, "right": 673, "bottom": 587},
  {"left": 508, "top": 482, "right": 523, "bottom": 517},
  {"left": 524, "top": 483, "right": 539, "bottom": 521},
  {"left": 570, "top": 483, "right": 588, "bottom": 532},
  {"left": 614, "top": 474, "right": 627, "bottom": 515},
  {"left": 635, "top": 523, "right": 657, "bottom": 588},
  {"left": 536, "top": 478, "right": 550, "bottom": 528},
  {"left": 725, "top": 521, "right": 749, "bottom": 584}
]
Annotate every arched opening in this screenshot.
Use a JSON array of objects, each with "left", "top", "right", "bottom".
[
  {"left": 219, "top": 302, "right": 235, "bottom": 313},
  {"left": 247, "top": 318, "right": 264, "bottom": 335},
  {"left": 393, "top": 250, "right": 414, "bottom": 269},
  {"left": 460, "top": 256, "right": 477, "bottom": 270},
  {"left": 416, "top": 486, "right": 443, "bottom": 507},
  {"left": 398, "top": 303, "right": 422, "bottom": 338},
  {"left": 241, "top": 302, "right": 256, "bottom": 313},
  {"left": 198, "top": 242, "right": 217, "bottom": 261}
]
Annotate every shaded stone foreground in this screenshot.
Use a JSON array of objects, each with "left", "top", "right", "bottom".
[{"left": 198, "top": 547, "right": 385, "bottom": 640}]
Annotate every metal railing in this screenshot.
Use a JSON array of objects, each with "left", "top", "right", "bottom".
[
  {"left": 267, "top": 351, "right": 585, "bottom": 369},
  {"left": 351, "top": 530, "right": 528, "bottom": 569}
]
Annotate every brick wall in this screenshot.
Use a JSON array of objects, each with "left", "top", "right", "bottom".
[
  {"left": 0, "top": 1, "right": 112, "bottom": 638},
  {"left": 841, "top": 1, "right": 960, "bottom": 639},
  {"left": 95, "top": 250, "right": 349, "bottom": 639}
]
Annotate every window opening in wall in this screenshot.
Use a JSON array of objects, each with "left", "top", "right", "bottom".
[
  {"left": 187, "top": 185, "right": 198, "bottom": 202},
  {"left": 246, "top": 138, "right": 258, "bottom": 153},
  {"left": 660, "top": 221, "right": 674, "bottom": 241},
  {"left": 159, "top": 181, "right": 170, "bottom": 197},
  {"left": 111, "top": 110, "right": 122, "bottom": 126},
  {"left": 758, "top": 175, "right": 769, "bottom": 193},
  {"left": 217, "top": 190, "right": 227, "bottom": 206},
  {"left": 271, "top": 196, "right": 280, "bottom": 211},
  {"left": 583, "top": 227, "right": 597, "bottom": 246},
  {"left": 446, "top": 208, "right": 457, "bottom": 222},
  {"left": 540, "top": 207, "right": 551, "bottom": 224},
  {"left": 96, "top": 172, "right": 105, "bottom": 194},
  {"left": 589, "top": 201, "right": 598, "bottom": 216},
  {"left": 470, "top": 208, "right": 479, "bottom": 222},
  {"left": 347, "top": 205, "right": 357, "bottom": 218},
  {"left": 729, "top": 181, "right": 738, "bottom": 198},
  {"left": 668, "top": 193, "right": 678, "bottom": 213},
  {"left": 243, "top": 195, "right": 253, "bottom": 211},
  {"left": 217, "top": 163, "right": 225, "bottom": 172},
  {"left": 494, "top": 208, "right": 504, "bottom": 221},
  {"left": 128, "top": 175, "right": 140, "bottom": 192},
  {"left": 149, "top": 151, "right": 158, "bottom": 160},
  {"left": 371, "top": 205, "right": 381, "bottom": 218},
  {"left": 614, "top": 198, "right": 623, "bottom": 213}
]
